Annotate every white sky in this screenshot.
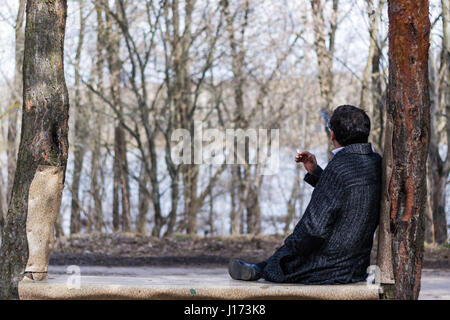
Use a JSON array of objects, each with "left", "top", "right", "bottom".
[{"left": 0, "top": 0, "right": 444, "bottom": 87}]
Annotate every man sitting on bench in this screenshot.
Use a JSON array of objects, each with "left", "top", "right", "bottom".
[{"left": 229, "top": 105, "right": 382, "bottom": 284}]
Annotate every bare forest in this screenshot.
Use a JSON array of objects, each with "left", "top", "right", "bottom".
[{"left": 0, "top": 0, "right": 448, "bottom": 243}]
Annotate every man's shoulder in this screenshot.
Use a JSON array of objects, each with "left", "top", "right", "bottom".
[
  {"left": 325, "top": 150, "right": 382, "bottom": 177},
  {"left": 333, "top": 148, "right": 382, "bottom": 163}
]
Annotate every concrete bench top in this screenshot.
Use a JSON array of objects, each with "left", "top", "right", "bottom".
[{"left": 18, "top": 266, "right": 382, "bottom": 300}]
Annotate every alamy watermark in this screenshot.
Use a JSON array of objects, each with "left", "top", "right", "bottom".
[
  {"left": 171, "top": 121, "right": 280, "bottom": 175},
  {"left": 66, "top": 265, "right": 81, "bottom": 290},
  {"left": 366, "top": 265, "right": 381, "bottom": 288}
]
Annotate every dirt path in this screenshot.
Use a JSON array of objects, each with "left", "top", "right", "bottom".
[
  {"left": 50, "top": 234, "right": 450, "bottom": 269},
  {"left": 419, "top": 269, "right": 450, "bottom": 300}
]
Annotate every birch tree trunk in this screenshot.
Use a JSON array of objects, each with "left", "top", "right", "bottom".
[
  {"left": 386, "top": 0, "right": 430, "bottom": 300},
  {"left": 0, "top": 0, "right": 69, "bottom": 299}
]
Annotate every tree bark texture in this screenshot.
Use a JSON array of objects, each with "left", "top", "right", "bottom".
[
  {"left": 386, "top": 0, "right": 430, "bottom": 300},
  {"left": 0, "top": 0, "right": 69, "bottom": 299},
  {"left": 7, "top": 0, "right": 27, "bottom": 204}
]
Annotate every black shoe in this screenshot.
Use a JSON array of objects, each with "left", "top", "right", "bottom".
[{"left": 228, "top": 258, "right": 262, "bottom": 281}]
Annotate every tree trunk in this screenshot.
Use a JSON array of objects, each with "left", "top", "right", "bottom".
[
  {"left": 429, "top": 174, "right": 447, "bottom": 243},
  {"left": 136, "top": 160, "right": 150, "bottom": 235},
  {"left": 165, "top": 170, "right": 179, "bottom": 236},
  {"left": 310, "top": 0, "right": 338, "bottom": 158},
  {"left": 183, "top": 163, "right": 199, "bottom": 235},
  {"left": 426, "top": 39, "right": 448, "bottom": 244},
  {"left": 7, "top": 0, "right": 26, "bottom": 204},
  {"left": 0, "top": 0, "right": 69, "bottom": 299},
  {"left": 371, "top": 43, "right": 386, "bottom": 152},
  {"left": 90, "top": 119, "right": 104, "bottom": 233},
  {"left": 112, "top": 125, "right": 132, "bottom": 232},
  {"left": 284, "top": 168, "right": 301, "bottom": 234},
  {"left": 54, "top": 211, "right": 65, "bottom": 239},
  {"left": 170, "top": 0, "right": 197, "bottom": 235},
  {"left": 149, "top": 137, "right": 164, "bottom": 236},
  {"left": 224, "top": 0, "right": 252, "bottom": 235},
  {"left": 106, "top": 0, "right": 131, "bottom": 233},
  {"left": 433, "top": 0, "right": 450, "bottom": 244},
  {"left": 360, "top": 0, "right": 385, "bottom": 113},
  {"left": 424, "top": 171, "right": 434, "bottom": 243},
  {"left": 230, "top": 166, "right": 240, "bottom": 235},
  {"left": 88, "top": 0, "right": 106, "bottom": 233},
  {"left": 70, "top": 0, "right": 87, "bottom": 235},
  {"left": 119, "top": 128, "right": 132, "bottom": 232},
  {"left": 246, "top": 181, "right": 261, "bottom": 235},
  {"left": 361, "top": 0, "right": 386, "bottom": 153},
  {"left": 386, "top": 0, "right": 430, "bottom": 300},
  {"left": 208, "top": 165, "right": 215, "bottom": 236},
  {"left": 0, "top": 172, "right": 6, "bottom": 232},
  {"left": 112, "top": 127, "right": 121, "bottom": 232}
]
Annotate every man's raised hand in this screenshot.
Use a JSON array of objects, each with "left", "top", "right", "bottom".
[{"left": 295, "top": 151, "right": 317, "bottom": 174}]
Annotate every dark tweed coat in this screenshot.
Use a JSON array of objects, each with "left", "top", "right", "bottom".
[{"left": 261, "top": 143, "right": 382, "bottom": 284}]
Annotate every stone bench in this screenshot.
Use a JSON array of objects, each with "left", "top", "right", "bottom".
[{"left": 18, "top": 267, "right": 382, "bottom": 300}]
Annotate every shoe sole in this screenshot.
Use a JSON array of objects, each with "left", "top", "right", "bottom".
[{"left": 228, "top": 259, "right": 257, "bottom": 281}]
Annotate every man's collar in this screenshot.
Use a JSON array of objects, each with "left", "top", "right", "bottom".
[
  {"left": 338, "top": 143, "right": 374, "bottom": 155},
  {"left": 331, "top": 146, "right": 345, "bottom": 156}
]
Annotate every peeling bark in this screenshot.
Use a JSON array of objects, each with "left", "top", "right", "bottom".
[
  {"left": 0, "top": 0, "right": 69, "bottom": 299},
  {"left": 386, "top": 0, "right": 430, "bottom": 300},
  {"left": 25, "top": 165, "right": 64, "bottom": 279}
]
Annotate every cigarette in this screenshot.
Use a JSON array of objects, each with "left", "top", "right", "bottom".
[{"left": 296, "top": 150, "right": 304, "bottom": 162}]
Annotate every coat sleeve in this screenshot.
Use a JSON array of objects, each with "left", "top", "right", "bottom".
[
  {"left": 304, "top": 165, "right": 323, "bottom": 187},
  {"left": 285, "top": 165, "right": 343, "bottom": 256}
]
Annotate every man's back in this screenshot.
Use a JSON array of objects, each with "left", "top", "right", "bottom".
[{"left": 261, "top": 143, "right": 382, "bottom": 284}]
